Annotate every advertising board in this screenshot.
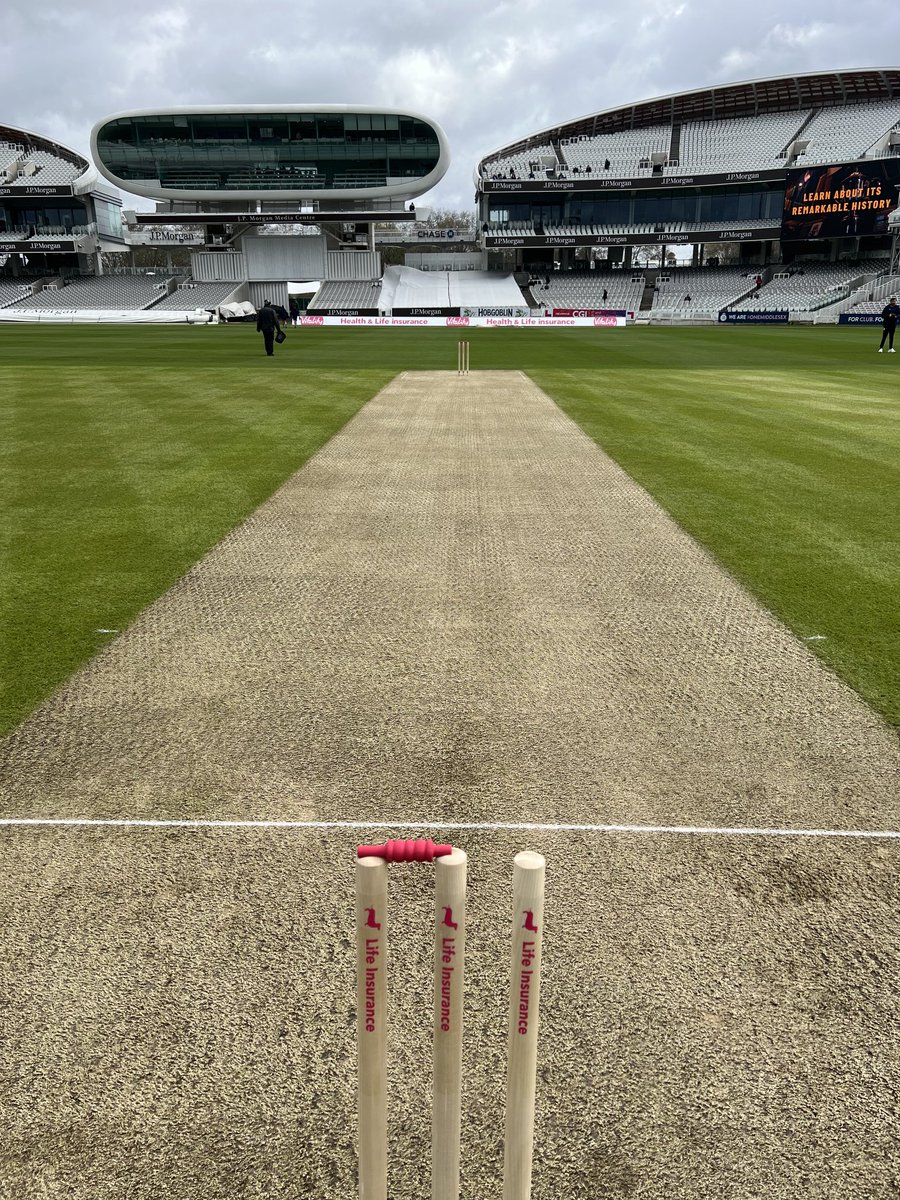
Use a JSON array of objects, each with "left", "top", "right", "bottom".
[
  {"left": 482, "top": 169, "right": 786, "bottom": 193},
  {"left": 298, "top": 315, "right": 626, "bottom": 328},
  {"left": 485, "top": 226, "right": 777, "bottom": 248},
  {"left": 718, "top": 310, "right": 789, "bottom": 324},
  {"left": 128, "top": 229, "right": 205, "bottom": 246},
  {"left": 838, "top": 312, "right": 883, "bottom": 325},
  {"left": 461, "top": 306, "right": 530, "bottom": 318},
  {"left": 0, "top": 184, "right": 74, "bottom": 197},
  {"left": 551, "top": 308, "right": 628, "bottom": 318},
  {"left": 782, "top": 160, "right": 900, "bottom": 240},
  {"left": 0, "top": 240, "right": 77, "bottom": 253}
]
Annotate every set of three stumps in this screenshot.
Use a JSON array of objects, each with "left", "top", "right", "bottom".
[{"left": 355, "top": 839, "right": 546, "bottom": 1199}]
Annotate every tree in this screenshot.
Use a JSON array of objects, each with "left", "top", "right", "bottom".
[
  {"left": 631, "top": 246, "right": 665, "bottom": 270},
  {"left": 100, "top": 244, "right": 194, "bottom": 273},
  {"left": 423, "top": 208, "right": 476, "bottom": 232},
  {"left": 703, "top": 242, "right": 741, "bottom": 265},
  {"left": 376, "top": 208, "right": 477, "bottom": 236}
]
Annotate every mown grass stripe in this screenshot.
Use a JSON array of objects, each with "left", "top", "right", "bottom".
[{"left": 1, "top": 324, "right": 898, "bottom": 732}]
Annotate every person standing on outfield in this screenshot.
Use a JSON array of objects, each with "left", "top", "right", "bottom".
[
  {"left": 878, "top": 295, "right": 900, "bottom": 352},
  {"left": 256, "top": 299, "right": 281, "bottom": 356}
]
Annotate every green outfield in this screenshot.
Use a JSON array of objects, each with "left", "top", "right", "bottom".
[{"left": 1, "top": 323, "right": 897, "bottom": 734}]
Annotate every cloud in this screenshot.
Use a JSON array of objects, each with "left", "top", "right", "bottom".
[
  {"left": 120, "top": 7, "right": 191, "bottom": 86},
  {"left": 376, "top": 48, "right": 462, "bottom": 114},
  {"left": 2, "top": 0, "right": 899, "bottom": 212}
]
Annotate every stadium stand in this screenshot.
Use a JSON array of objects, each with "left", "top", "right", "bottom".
[
  {"left": 842, "top": 297, "right": 899, "bottom": 315},
  {"left": 21, "top": 149, "right": 83, "bottom": 184},
  {"left": 1, "top": 143, "right": 24, "bottom": 176},
  {"left": 729, "top": 262, "right": 882, "bottom": 313},
  {"left": 852, "top": 256, "right": 891, "bottom": 274},
  {"left": 483, "top": 144, "right": 558, "bottom": 179},
  {"left": 487, "top": 222, "right": 700, "bottom": 237},
  {"left": 691, "top": 220, "right": 781, "bottom": 233},
  {"left": 558, "top": 126, "right": 671, "bottom": 177},
  {"left": 529, "top": 271, "right": 644, "bottom": 312},
  {"left": 0, "top": 279, "right": 34, "bottom": 309},
  {"left": 485, "top": 224, "right": 538, "bottom": 237},
  {"left": 481, "top": 93, "right": 900, "bottom": 185},
  {"left": 150, "top": 281, "right": 241, "bottom": 311},
  {"left": 804, "top": 260, "right": 895, "bottom": 319},
  {"left": 6, "top": 276, "right": 171, "bottom": 311},
  {"left": 667, "top": 112, "right": 810, "bottom": 175},
  {"left": 307, "top": 280, "right": 383, "bottom": 311},
  {"left": 1, "top": 143, "right": 85, "bottom": 186},
  {"left": 840, "top": 274, "right": 900, "bottom": 315},
  {"left": 3, "top": 223, "right": 98, "bottom": 239},
  {"left": 646, "top": 259, "right": 893, "bottom": 319},
  {"left": 797, "top": 101, "right": 900, "bottom": 166},
  {"left": 546, "top": 102, "right": 900, "bottom": 178},
  {"left": 650, "top": 268, "right": 760, "bottom": 316}
]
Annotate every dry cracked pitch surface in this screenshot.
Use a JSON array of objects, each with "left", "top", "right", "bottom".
[{"left": 0, "top": 371, "right": 897, "bottom": 1200}]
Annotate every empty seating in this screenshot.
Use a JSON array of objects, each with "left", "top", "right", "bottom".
[
  {"left": 668, "top": 111, "right": 809, "bottom": 175},
  {"left": 6, "top": 276, "right": 170, "bottom": 311},
  {"left": 483, "top": 144, "right": 558, "bottom": 179},
  {"left": 487, "top": 222, "right": 692, "bottom": 237},
  {"left": 729, "top": 262, "right": 878, "bottom": 312},
  {"left": 559, "top": 127, "right": 670, "bottom": 177},
  {"left": 150, "top": 282, "right": 240, "bottom": 311},
  {"left": 798, "top": 102, "right": 900, "bottom": 165},
  {"left": 844, "top": 296, "right": 900, "bottom": 315},
  {"left": 840, "top": 269, "right": 900, "bottom": 315},
  {"left": 832, "top": 261, "right": 895, "bottom": 315},
  {"left": 483, "top": 98, "right": 900, "bottom": 186},
  {"left": 0, "top": 279, "right": 33, "bottom": 308},
  {"left": 651, "top": 268, "right": 759, "bottom": 315},
  {"left": 19, "top": 150, "right": 83, "bottom": 184},
  {"left": 308, "top": 280, "right": 383, "bottom": 310},
  {"left": 691, "top": 219, "right": 780, "bottom": 232},
  {"left": 0, "top": 143, "right": 24, "bottom": 176},
  {"left": 529, "top": 271, "right": 644, "bottom": 312}
]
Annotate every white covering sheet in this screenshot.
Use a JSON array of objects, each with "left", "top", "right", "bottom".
[
  {"left": 378, "top": 265, "right": 526, "bottom": 312},
  {"left": 0, "top": 308, "right": 213, "bottom": 324}
]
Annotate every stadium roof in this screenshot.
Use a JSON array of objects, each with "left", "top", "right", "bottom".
[{"left": 479, "top": 68, "right": 900, "bottom": 166}]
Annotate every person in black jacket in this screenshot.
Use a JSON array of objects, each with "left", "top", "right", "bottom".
[
  {"left": 878, "top": 296, "right": 900, "bottom": 352},
  {"left": 256, "top": 299, "right": 281, "bottom": 356}
]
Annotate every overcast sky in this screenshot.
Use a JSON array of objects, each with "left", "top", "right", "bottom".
[{"left": 3, "top": 0, "right": 900, "bottom": 214}]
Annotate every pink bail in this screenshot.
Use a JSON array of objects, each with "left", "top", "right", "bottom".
[{"left": 357, "top": 839, "right": 453, "bottom": 863}]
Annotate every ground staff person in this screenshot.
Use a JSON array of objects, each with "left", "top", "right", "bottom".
[
  {"left": 878, "top": 295, "right": 900, "bottom": 352},
  {"left": 256, "top": 299, "right": 282, "bottom": 356}
]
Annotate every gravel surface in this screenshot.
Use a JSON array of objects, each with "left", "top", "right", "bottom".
[{"left": 1, "top": 370, "right": 898, "bottom": 1199}]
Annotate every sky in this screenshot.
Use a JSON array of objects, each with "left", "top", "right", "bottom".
[{"left": 3, "top": 0, "right": 900, "bottom": 214}]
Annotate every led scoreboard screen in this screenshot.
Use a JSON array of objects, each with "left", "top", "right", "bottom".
[{"left": 782, "top": 160, "right": 900, "bottom": 240}]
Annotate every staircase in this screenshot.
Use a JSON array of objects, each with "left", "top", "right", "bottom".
[
  {"left": 782, "top": 109, "right": 818, "bottom": 164},
  {"left": 668, "top": 123, "right": 681, "bottom": 164}
]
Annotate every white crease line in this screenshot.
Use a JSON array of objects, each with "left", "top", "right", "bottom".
[{"left": 0, "top": 818, "right": 897, "bottom": 840}]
